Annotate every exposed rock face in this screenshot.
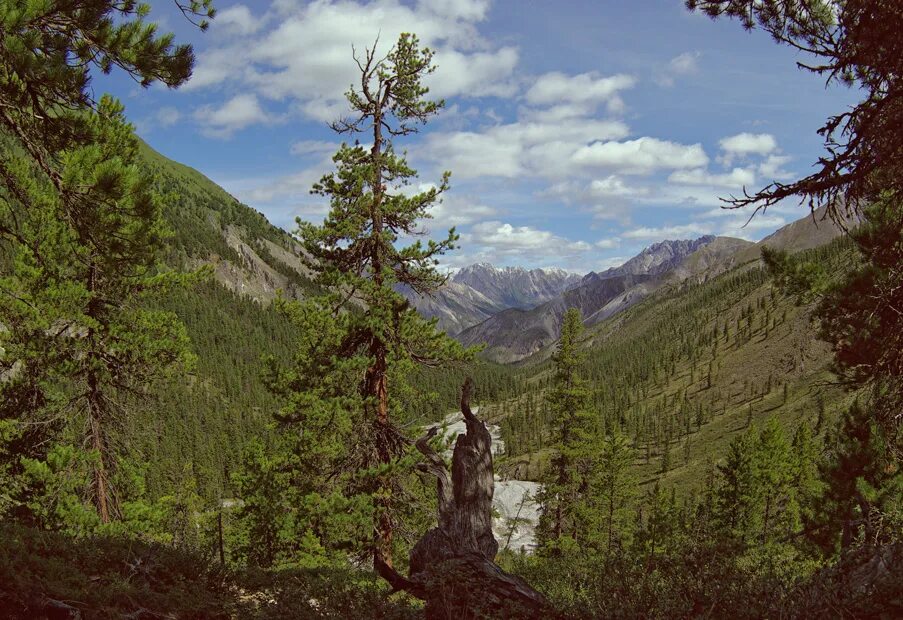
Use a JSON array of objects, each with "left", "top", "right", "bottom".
[
  {"left": 456, "top": 236, "right": 727, "bottom": 363},
  {"left": 458, "top": 273, "right": 653, "bottom": 363},
  {"left": 599, "top": 235, "right": 717, "bottom": 278},
  {"left": 397, "top": 280, "right": 506, "bottom": 336},
  {"left": 452, "top": 263, "right": 582, "bottom": 309},
  {"left": 401, "top": 264, "right": 582, "bottom": 335}
]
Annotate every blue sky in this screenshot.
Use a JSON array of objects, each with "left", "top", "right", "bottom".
[{"left": 95, "top": 0, "right": 856, "bottom": 272}]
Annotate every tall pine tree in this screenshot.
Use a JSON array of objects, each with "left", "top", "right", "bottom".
[
  {"left": 1, "top": 96, "right": 193, "bottom": 526},
  {"left": 270, "top": 33, "right": 471, "bottom": 568}
]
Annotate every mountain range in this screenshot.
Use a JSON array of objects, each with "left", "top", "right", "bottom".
[
  {"left": 85, "top": 138, "right": 850, "bottom": 500},
  {"left": 402, "top": 210, "right": 847, "bottom": 363},
  {"left": 400, "top": 264, "right": 581, "bottom": 335}
]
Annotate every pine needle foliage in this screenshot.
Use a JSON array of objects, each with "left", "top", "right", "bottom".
[{"left": 266, "top": 33, "right": 473, "bottom": 568}]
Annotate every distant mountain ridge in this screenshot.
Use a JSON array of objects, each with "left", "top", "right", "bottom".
[
  {"left": 452, "top": 263, "right": 582, "bottom": 308},
  {"left": 598, "top": 236, "right": 716, "bottom": 278},
  {"left": 456, "top": 235, "right": 733, "bottom": 362},
  {"left": 402, "top": 263, "right": 581, "bottom": 334}
]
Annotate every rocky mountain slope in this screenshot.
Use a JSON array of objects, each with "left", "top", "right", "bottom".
[
  {"left": 402, "top": 263, "right": 581, "bottom": 334},
  {"left": 487, "top": 231, "right": 853, "bottom": 495},
  {"left": 601, "top": 236, "right": 718, "bottom": 278},
  {"left": 456, "top": 235, "right": 752, "bottom": 362},
  {"left": 139, "top": 138, "right": 315, "bottom": 303}
]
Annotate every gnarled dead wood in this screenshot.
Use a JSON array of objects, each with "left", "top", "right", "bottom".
[{"left": 377, "top": 378, "right": 553, "bottom": 619}]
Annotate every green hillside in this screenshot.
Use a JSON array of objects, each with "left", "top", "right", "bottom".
[
  {"left": 487, "top": 238, "right": 854, "bottom": 494},
  {"left": 122, "top": 141, "right": 521, "bottom": 502}
]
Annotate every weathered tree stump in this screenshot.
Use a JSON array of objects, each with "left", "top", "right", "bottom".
[{"left": 377, "top": 379, "right": 553, "bottom": 619}]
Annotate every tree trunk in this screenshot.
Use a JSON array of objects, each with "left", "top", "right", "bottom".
[
  {"left": 377, "top": 379, "right": 553, "bottom": 619},
  {"left": 86, "top": 259, "right": 111, "bottom": 524}
]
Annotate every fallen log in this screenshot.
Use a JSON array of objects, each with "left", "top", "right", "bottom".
[{"left": 377, "top": 378, "right": 553, "bottom": 619}]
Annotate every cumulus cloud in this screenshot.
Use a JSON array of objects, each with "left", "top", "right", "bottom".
[
  {"left": 186, "top": 0, "right": 519, "bottom": 122},
  {"left": 572, "top": 137, "right": 709, "bottom": 174},
  {"left": 214, "top": 4, "right": 266, "bottom": 36},
  {"left": 469, "top": 221, "right": 588, "bottom": 252},
  {"left": 587, "top": 175, "right": 647, "bottom": 198},
  {"left": 623, "top": 222, "right": 714, "bottom": 240},
  {"left": 525, "top": 72, "right": 635, "bottom": 114},
  {"left": 156, "top": 107, "right": 181, "bottom": 128},
  {"left": 719, "top": 132, "right": 778, "bottom": 164},
  {"left": 541, "top": 176, "right": 649, "bottom": 220},
  {"left": 668, "top": 166, "right": 756, "bottom": 188},
  {"left": 423, "top": 118, "right": 629, "bottom": 179},
  {"left": 595, "top": 238, "right": 620, "bottom": 249},
  {"left": 426, "top": 195, "right": 498, "bottom": 230},
  {"left": 656, "top": 51, "right": 701, "bottom": 87},
  {"left": 758, "top": 154, "right": 794, "bottom": 180},
  {"left": 195, "top": 93, "right": 279, "bottom": 138}
]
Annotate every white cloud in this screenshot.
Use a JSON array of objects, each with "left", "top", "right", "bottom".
[
  {"left": 572, "top": 137, "right": 709, "bottom": 174},
  {"left": 758, "top": 154, "right": 794, "bottom": 180},
  {"left": 184, "top": 47, "right": 246, "bottom": 91},
  {"left": 194, "top": 93, "right": 279, "bottom": 138},
  {"left": 156, "top": 106, "right": 181, "bottom": 128},
  {"left": 417, "top": 0, "right": 491, "bottom": 21},
  {"left": 656, "top": 51, "right": 701, "bottom": 87},
  {"left": 426, "top": 195, "right": 498, "bottom": 230},
  {"left": 668, "top": 166, "right": 756, "bottom": 188},
  {"left": 595, "top": 238, "right": 620, "bottom": 249},
  {"left": 719, "top": 132, "right": 778, "bottom": 163},
  {"left": 623, "top": 222, "right": 714, "bottom": 240},
  {"left": 424, "top": 118, "right": 629, "bottom": 179},
  {"left": 717, "top": 213, "right": 787, "bottom": 240},
  {"left": 468, "top": 221, "right": 591, "bottom": 255},
  {"left": 214, "top": 4, "right": 266, "bottom": 36},
  {"left": 427, "top": 47, "right": 520, "bottom": 100},
  {"left": 587, "top": 175, "right": 647, "bottom": 198},
  {"left": 187, "top": 0, "right": 519, "bottom": 122},
  {"left": 525, "top": 72, "right": 635, "bottom": 114},
  {"left": 542, "top": 176, "right": 649, "bottom": 220}
]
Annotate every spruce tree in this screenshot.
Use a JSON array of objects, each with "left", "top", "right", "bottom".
[
  {"left": 271, "top": 33, "right": 471, "bottom": 568},
  {"left": 596, "top": 430, "right": 635, "bottom": 553},
  {"left": 536, "top": 308, "right": 597, "bottom": 553}
]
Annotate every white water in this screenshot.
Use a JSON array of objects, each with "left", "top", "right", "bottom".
[{"left": 438, "top": 408, "right": 541, "bottom": 553}]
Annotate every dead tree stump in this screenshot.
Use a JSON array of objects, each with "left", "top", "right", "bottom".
[{"left": 377, "top": 379, "right": 553, "bottom": 619}]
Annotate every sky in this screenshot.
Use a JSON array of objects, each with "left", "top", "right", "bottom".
[{"left": 94, "top": 0, "right": 857, "bottom": 273}]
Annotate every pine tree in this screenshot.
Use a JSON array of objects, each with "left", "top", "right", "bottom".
[
  {"left": 635, "top": 482, "right": 678, "bottom": 565},
  {"left": 537, "top": 308, "right": 594, "bottom": 550},
  {"left": 271, "top": 34, "right": 471, "bottom": 568},
  {"left": 596, "top": 430, "right": 635, "bottom": 553},
  {"left": 0, "top": 0, "right": 212, "bottom": 227},
  {"left": 1, "top": 97, "right": 193, "bottom": 525},
  {"left": 753, "top": 417, "right": 798, "bottom": 543},
  {"left": 714, "top": 430, "right": 757, "bottom": 537},
  {"left": 811, "top": 398, "right": 903, "bottom": 553}
]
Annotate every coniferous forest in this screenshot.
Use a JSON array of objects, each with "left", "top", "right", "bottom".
[{"left": 0, "top": 1, "right": 901, "bottom": 618}]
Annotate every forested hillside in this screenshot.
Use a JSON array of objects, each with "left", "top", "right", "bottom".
[
  {"left": 489, "top": 237, "right": 851, "bottom": 490},
  {"left": 1, "top": 1, "right": 901, "bottom": 618}
]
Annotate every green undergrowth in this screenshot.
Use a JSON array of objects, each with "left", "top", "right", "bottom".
[{"left": 0, "top": 523, "right": 420, "bottom": 620}]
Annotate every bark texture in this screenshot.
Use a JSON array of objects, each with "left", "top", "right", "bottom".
[{"left": 377, "top": 379, "right": 553, "bottom": 619}]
